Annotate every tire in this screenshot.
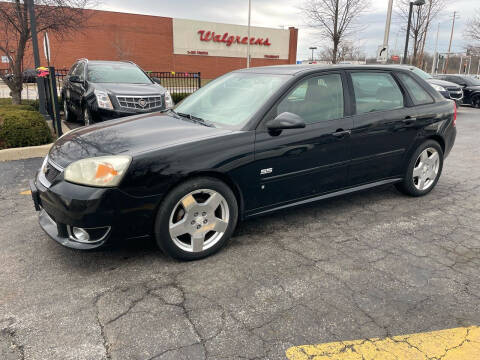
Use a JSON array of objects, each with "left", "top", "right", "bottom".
[
  {"left": 472, "top": 95, "right": 480, "bottom": 109},
  {"left": 154, "top": 177, "right": 238, "bottom": 260},
  {"left": 395, "top": 140, "right": 444, "bottom": 197},
  {"left": 82, "top": 105, "right": 93, "bottom": 126},
  {"left": 63, "top": 98, "right": 76, "bottom": 122}
]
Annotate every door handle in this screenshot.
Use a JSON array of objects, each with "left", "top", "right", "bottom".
[{"left": 332, "top": 129, "right": 351, "bottom": 138}]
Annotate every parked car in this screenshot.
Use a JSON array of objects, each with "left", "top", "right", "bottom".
[
  {"left": 30, "top": 65, "right": 456, "bottom": 260},
  {"left": 435, "top": 74, "right": 480, "bottom": 108},
  {"left": 61, "top": 59, "right": 174, "bottom": 125},
  {"left": 5, "top": 68, "right": 37, "bottom": 83},
  {"left": 397, "top": 65, "right": 464, "bottom": 104}
]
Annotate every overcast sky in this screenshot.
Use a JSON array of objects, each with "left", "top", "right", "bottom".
[{"left": 97, "top": 0, "right": 478, "bottom": 60}]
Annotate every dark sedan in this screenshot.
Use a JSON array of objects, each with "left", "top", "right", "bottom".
[
  {"left": 435, "top": 74, "right": 480, "bottom": 108},
  {"left": 30, "top": 65, "right": 456, "bottom": 260}
]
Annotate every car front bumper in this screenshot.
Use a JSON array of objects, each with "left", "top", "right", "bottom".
[{"left": 30, "top": 171, "right": 162, "bottom": 249}]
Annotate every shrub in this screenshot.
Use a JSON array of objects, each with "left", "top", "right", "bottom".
[{"left": 0, "top": 109, "right": 52, "bottom": 149}]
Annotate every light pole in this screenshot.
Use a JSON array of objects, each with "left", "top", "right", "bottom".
[
  {"left": 247, "top": 0, "right": 251, "bottom": 68},
  {"left": 309, "top": 47, "right": 317, "bottom": 61},
  {"left": 382, "top": 0, "right": 394, "bottom": 63},
  {"left": 444, "top": 11, "right": 457, "bottom": 73},
  {"left": 402, "top": 0, "right": 425, "bottom": 65}
]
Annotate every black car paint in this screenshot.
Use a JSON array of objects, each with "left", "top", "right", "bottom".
[
  {"left": 426, "top": 78, "right": 464, "bottom": 102},
  {"left": 62, "top": 60, "right": 168, "bottom": 122},
  {"left": 435, "top": 74, "right": 480, "bottom": 106},
  {"left": 33, "top": 65, "right": 457, "bottom": 248}
]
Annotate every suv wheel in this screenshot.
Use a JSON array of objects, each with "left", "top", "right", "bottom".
[
  {"left": 154, "top": 177, "right": 238, "bottom": 260},
  {"left": 396, "top": 140, "right": 444, "bottom": 197},
  {"left": 63, "top": 98, "right": 75, "bottom": 122},
  {"left": 472, "top": 95, "right": 480, "bottom": 108},
  {"left": 83, "top": 106, "right": 92, "bottom": 126}
]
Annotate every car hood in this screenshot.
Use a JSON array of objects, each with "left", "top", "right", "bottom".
[
  {"left": 93, "top": 82, "right": 165, "bottom": 96},
  {"left": 427, "top": 78, "right": 460, "bottom": 88},
  {"left": 48, "top": 113, "right": 232, "bottom": 168}
]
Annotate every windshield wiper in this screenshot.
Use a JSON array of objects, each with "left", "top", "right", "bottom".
[{"left": 174, "top": 111, "right": 215, "bottom": 127}]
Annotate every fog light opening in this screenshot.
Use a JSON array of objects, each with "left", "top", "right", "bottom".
[{"left": 72, "top": 227, "right": 90, "bottom": 242}]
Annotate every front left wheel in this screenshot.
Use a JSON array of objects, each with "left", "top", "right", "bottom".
[{"left": 154, "top": 177, "right": 238, "bottom": 260}]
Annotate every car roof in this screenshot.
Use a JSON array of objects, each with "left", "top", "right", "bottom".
[
  {"left": 77, "top": 59, "right": 136, "bottom": 66},
  {"left": 235, "top": 64, "right": 414, "bottom": 76}
]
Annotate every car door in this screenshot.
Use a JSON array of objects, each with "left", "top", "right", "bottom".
[
  {"left": 347, "top": 70, "right": 415, "bottom": 185},
  {"left": 247, "top": 71, "right": 353, "bottom": 213},
  {"left": 69, "top": 61, "right": 86, "bottom": 116}
]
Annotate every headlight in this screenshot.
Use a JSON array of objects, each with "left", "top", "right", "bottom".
[
  {"left": 431, "top": 84, "right": 446, "bottom": 92},
  {"left": 164, "top": 90, "right": 174, "bottom": 109},
  {"left": 94, "top": 90, "right": 114, "bottom": 110},
  {"left": 64, "top": 156, "right": 132, "bottom": 187}
]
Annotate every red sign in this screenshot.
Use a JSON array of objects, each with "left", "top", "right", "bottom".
[
  {"left": 264, "top": 55, "right": 279, "bottom": 59},
  {"left": 391, "top": 55, "right": 400, "bottom": 61},
  {"left": 197, "top": 30, "right": 271, "bottom": 47}
]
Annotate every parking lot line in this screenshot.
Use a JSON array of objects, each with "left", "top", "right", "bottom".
[{"left": 286, "top": 326, "right": 480, "bottom": 360}]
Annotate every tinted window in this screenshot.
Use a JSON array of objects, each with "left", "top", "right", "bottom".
[
  {"left": 276, "top": 73, "right": 344, "bottom": 124},
  {"left": 351, "top": 72, "right": 404, "bottom": 114},
  {"left": 72, "top": 62, "right": 85, "bottom": 79},
  {"left": 397, "top": 73, "right": 433, "bottom": 105},
  {"left": 68, "top": 63, "right": 78, "bottom": 75}
]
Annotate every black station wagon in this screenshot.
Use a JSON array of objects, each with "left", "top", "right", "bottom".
[{"left": 30, "top": 65, "right": 457, "bottom": 260}]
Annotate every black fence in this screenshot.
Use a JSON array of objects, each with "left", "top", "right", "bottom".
[{"left": 53, "top": 69, "right": 201, "bottom": 95}]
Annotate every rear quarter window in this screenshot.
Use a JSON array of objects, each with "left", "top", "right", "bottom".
[{"left": 397, "top": 73, "right": 434, "bottom": 106}]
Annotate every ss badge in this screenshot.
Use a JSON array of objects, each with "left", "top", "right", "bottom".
[{"left": 260, "top": 168, "right": 273, "bottom": 175}]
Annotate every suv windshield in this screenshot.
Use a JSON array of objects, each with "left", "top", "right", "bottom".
[
  {"left": 87, "top": 63, "right": 152, "bottom": 84},
  {"left": 411, "top": 67, "right": 432, "bottom": 79},
  {"left": 174, "top": 72, "right": 289, "bottom": 130}
]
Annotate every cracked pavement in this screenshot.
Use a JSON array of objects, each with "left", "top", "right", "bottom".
[{"left": 0, "top": 107, "right": 479, "bottom": 360}]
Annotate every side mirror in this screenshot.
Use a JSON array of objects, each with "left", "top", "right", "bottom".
[
  {"left": 70, "top": 75, "right": 83, "bottom": 83},
  {"left": 152, "top": 77, "right": 162, "bottom": 84},
  {"left": 267, "top": 112, "right": 306, "bottom": 135}
]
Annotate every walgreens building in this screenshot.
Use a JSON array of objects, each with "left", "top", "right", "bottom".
[{"left": 40, "top": 9, "right": 299, "bottom": 79}]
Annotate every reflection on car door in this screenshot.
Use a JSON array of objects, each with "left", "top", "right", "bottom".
[
  {"left": 246, "top": 72, "right": 353, "bottom": 214},
  {"left": 69, "top": 62, "right": 86, "bottom": 116},
  {"left": 348, "top": 71, "right": 414, "bottom": 185}
]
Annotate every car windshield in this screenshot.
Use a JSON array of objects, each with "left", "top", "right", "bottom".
[
  {"left": 174, "top": 72, "right": 289, "bottom": 129},
  {"left": 87, "top": 64, "right": 152, "bottom": 84},
  {"left": 411, "top": 67, "right": 432, "bottom": 79}
]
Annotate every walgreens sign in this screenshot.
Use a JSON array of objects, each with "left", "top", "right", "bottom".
[
  {"left": 197, "top": 30, "right": 272, "bottom": 47},
  {"left": 173, "top": 19, "right": 290, "bottom": 60}
]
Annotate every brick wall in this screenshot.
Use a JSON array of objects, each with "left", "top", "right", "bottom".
[{"left": 26, "top": 9, "right": 297, "bottom": 79}]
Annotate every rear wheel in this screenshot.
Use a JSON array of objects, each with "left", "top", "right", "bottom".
[
  {"left": 396, "top": 140, "right": 444, "bottom": 197},
  {"left": 154, "top": 177, "right": 238, "bottom": 260}
]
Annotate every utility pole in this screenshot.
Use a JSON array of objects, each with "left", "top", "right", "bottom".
[
  {"left": 26, "top": 0, "right": 47, "bottom": 116},
  {"left": 444, "top": 11, "right": 457, "bottom": 74},
  {"left": 246, "top": 0, "right": 251, "bottom": 68},
  {"left": 431, "top": 23, "right": 440, "bottom": 75},
  {"left": 382, "top": 0, "right": 394, "bottom": 63}
]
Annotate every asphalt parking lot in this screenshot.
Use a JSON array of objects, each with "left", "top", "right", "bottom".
[{"left": 1, "top": 107, "right": 479, "bottom": 360}]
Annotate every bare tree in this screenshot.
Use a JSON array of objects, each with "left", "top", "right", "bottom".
[
  {"left": 395, "top": 0, "right": 445, "bottom": 66},
  {"left": 0, "top": 0, "right": 95, "bottom": 104},
  {"left": 301, "top": 0, "right": 370, "bottom": 64},
  {"left": 465, "top": 9, "right": 480, "bottom": 44}
]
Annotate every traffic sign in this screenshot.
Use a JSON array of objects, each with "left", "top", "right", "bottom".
[{"left": 377, "top": 45, "right": 388, "bottom": 63}]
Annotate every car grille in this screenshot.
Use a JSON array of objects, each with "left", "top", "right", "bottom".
[
  {"left": 44, "top": 162, "right": 61, "bottom": 183},
  {"left": 446, "top": 87, "right": 463, "bottom": 99},
  {"left": 116, "top": 95, "right": 163, "bottom": 110}
]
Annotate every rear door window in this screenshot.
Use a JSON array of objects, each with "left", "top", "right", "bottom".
[
  {"left": 397, "top": 73, "right": 433, "bottom": 105},
  {"left": 72, "top": 62, "right": 85, "bottom": 80},
  {"left": 351, "top": 72, "right": 404, "bottom": 114}
]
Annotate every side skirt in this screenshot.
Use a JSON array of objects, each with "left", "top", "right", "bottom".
[{"left": 245, "top": 178, "right": 403, "bottom": 219}]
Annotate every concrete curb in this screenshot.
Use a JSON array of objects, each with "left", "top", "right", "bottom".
[{"left": 0, "top": 143, "right": 52, "bottom": 162}]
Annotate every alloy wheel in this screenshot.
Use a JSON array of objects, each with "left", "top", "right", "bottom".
[
  {"left": 169, "top": 189, "right": 229, "bottom": 253},
  {"left": 412, "top": 147, "right": 440, "bottom": 191}
]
